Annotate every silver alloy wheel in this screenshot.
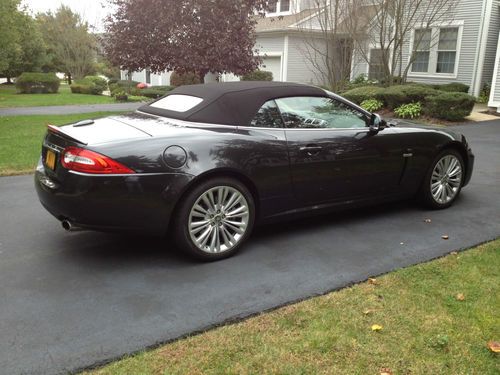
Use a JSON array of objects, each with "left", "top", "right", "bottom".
[
  {"left": 188, "top": 185, "right": 250, "bottom": 253},
  {"left": 430, "top": 154, "right": 462, "bottom": 204}
]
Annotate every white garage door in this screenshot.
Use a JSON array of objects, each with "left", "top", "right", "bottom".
[{"left": 260, "top": 56, "right": 282, "bottom": 81}]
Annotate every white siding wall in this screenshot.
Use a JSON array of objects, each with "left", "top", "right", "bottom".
[
  {"left": 287, "top": 35, "right": 329, "bottom": 85},
  {"left": 482, "top": 3, "right": 500, "bottom": 89},
  {"left": 351, "top": 0, "right": 500, "bottom": 96},
  {"left": 488, "top": 29, "right": 500, "bottom": 111}
]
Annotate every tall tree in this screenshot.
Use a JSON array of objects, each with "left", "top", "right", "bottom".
[
  {"left": 0, "top": 0, "right": 19, "bottom": 74},
  {"left": 105, "top": 0, "right": 269, "bottom": 82},
  {"left": 37, "top": 6, "right": 97, "bottom": 83},
  {"left": 0, "top": 0, "right": 46, "bottom": 82}
]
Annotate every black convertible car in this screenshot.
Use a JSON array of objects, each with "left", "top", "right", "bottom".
[{"left": 35, "top": 82, "right": 474, "bottom": 260}]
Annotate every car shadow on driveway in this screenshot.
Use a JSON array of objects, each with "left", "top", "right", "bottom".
[{"left": 57, "top": 198, "right": 434, "bottom": 270}]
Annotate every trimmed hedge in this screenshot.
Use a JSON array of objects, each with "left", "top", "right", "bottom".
[
  {"left": 109, "top": 80, "right": 140, "bottom": 93},
  {"left": 140, "top": 86, "right": 174, "bottom": 99},
  {"left": 433, "top": 82, "right": 469, "bottom": 93},
  {"left": 84, "top": 76, "right": 107, "bottom": 92},
  {"left": 341, "top": 86, "right": 385, "bottom": 104},
  {"left": 382, "top": 84, "right": 440, "bottom": 110},
  {"left": 170, "top": 71, "right": 202, "bottom": 87},
  {"left": 70, "top": 78, "right": 104, "bottom": 95},
  {"left": 16, "top": 72, "right": 60, "bottom": 94},
  {"left": 241, "top": 70, "right": 273, "bottom": 81},
  {"left": 423, "top": 92, "right": 475, "bottom": 121}
]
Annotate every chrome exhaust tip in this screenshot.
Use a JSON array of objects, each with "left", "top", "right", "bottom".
[{"left": 62, "top": 220, "right": 82, "bottom": 232}]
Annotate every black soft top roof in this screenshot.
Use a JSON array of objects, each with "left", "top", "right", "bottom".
[{"left": 138, "top": 81, "right": 326, "bottom": 127}]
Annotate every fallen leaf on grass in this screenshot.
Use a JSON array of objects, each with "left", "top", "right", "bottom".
[
  {"left": 363, "top": 309, "right": 373, "bottom": 315},
  {"left": 380, "top": 368, "right": 393, "bottom": 375},
  {"left": 368, "top": 278, "right": 378, "bottom": 285},
  {"left": 456, "top": 293, "right": 465, "bottom": 301},
  {"left": 442, "top": 235, "right": 449, "bottom": 240},
  {"left": 371, "top": 324, "right": 383, "bottom": 331},
  {"left": 487, "top": 341, "right": 500, "bottom": 353},
  {"left": 450, "top": 251, "right": 458, "bottom": 255}
]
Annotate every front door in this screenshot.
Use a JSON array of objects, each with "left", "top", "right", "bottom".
[{"left": 276, "top": 96, "right": 404, "bottom": 204}]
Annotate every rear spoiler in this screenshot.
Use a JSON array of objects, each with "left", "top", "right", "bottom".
[{"left": 47, "top": 125, "right": 87, "bottom": 145}]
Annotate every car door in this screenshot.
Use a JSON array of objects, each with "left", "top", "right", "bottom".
[{"left": 277, "top": 96, "right": 404, "bottom": 204}]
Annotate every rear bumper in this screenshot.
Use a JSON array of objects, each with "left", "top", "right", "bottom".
[{"left": 35, "top": 160, "right": 194, "bottom": 235}]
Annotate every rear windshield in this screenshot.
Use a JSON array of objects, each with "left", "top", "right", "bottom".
[{"left": 150, "top": 94, "right": 203, "bottom": 112}]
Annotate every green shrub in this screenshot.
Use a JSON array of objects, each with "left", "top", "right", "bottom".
[
  {"left": 107, "top": 78, "right": 119, "bottom": 85},
  {"left": 424, "top": 92, "right": 475, "bottom": 121},
  {"left": 477, "top": 82, "right": 491, "bottom": 104},
  {"left": 382, "top": 84, "right": 440, "bottom": 110},
  {"left": 352, "top": 74, "right": 368, "bottom": 85},
  {"left": 114, "top": 90, "right": 128, "bottom": 101},
  {"left": 170, "top": 71, "right": 202, "bottom": 86},
  {"left": 140, "top": 86, "right": 174, "bottom": 99},
  {"left": 361, "top": 98, "right": 384, "bottom": 112},
  {"left": 71, "top": 79, "right": 103, "bottom": 95},
  {"left": 84, "top": 76, "right": 108, "bottom": 92},
  {"left": 109, "top": 80, "right": 140, "bottom": 93},
  {"left": 342, "top": 86, "right": 385, "bottom": 104},
  {"left": 433, "top": 82, "right": 469, "bottom": 93},
  {"left": 241, "top": 70, "right": 273, "bottom": 81},
  {"left": 394, "top": 102, "right": 422, "bottom": 119},
  {"left": 15, "top": 72, "right": 60, "bottom": 94}
]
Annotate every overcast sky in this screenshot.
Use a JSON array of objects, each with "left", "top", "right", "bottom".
[{"left": 22, "top": 0, "right": 113, "bottom": 32}]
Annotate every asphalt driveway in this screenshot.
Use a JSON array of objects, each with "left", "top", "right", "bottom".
[{"left": 0, "top": 121, "right": 499, "bottom": 375}]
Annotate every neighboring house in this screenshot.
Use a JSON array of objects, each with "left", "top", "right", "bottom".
[
  {"left": 122, "top": 0, "right": 500, "bottom": 113},
  {"left": 350, "top": 0, "right": 500, "bottom": 104}
]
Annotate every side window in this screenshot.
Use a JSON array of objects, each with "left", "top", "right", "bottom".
[
  {"left": 275, "top": 96, "right": 367, "bottom": 129},
  {"left": 249, "top": 100, "right": 285, "bottom": 128}
]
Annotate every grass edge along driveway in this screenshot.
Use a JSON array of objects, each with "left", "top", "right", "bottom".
[
  {"left": 0, "top": 112, "right": 126, "bottom": 175},
  {"left": 84, "top": 239, "right": 500, "bottom": 375},
  {"left": 0, "top": 85, "right": 116, "bottom": 108}
]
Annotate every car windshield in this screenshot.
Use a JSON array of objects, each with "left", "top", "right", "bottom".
[{"left": 150, "top": 94, "right": 203, "bottom": 112}]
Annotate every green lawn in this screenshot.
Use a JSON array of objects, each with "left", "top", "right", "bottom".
[
  {"left": 0, "top": 112, "right": 125, "bottom": 175},
  {"left": 0, "top": 84, "right": 116, "bottom": 108},
  {"left": 85, "top": 240, "right": 500, "bottom": 375}
]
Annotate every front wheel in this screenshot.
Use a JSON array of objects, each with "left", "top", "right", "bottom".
[
  {"left": 173, "top": 177, "right": 255, "bottom": 261},
  {"left": 419, "top": 149, "right": 464, "bottom": 209}
]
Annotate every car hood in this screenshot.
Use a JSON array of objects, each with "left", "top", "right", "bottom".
[{"left": 388, "top": 118, "right": 464, "bottom": 142}]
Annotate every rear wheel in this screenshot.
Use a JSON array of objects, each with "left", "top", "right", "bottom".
[
  {"left": 419, "top": 149, "right": 464, "bottom": 209},
  {"left": 173, "top": 177, "right": 255, "bottom": 261}
]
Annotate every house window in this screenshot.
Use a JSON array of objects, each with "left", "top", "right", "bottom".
[
  {"left": 268, "top": 0, "right": 291, "bottom": 14},
  {"left": 411, "top": 29, "right": 431, "bottom": 73},
  {"left": 411, "top": 27, "right": 459, "bottom": 75},
  {"left": 145, "top": 69, "right": 151, "bottom": 84},
  {"left": 437, "top": 28, "right": 458, "bottom": 73},
  {"left": 368, "top": 49, "right": 385, "bottom": 81},
  {"left": 268, "top": 0, "right": 277, "bottom": 13},
  {"left": 281, "top": 0, "right": 290, "bottom": 12}
]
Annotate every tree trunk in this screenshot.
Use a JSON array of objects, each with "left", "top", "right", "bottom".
[
  {"left": 198, "top": 71, "right": 206, "bottom": 84},
  {"left": 6, "top": 77, "right": 12, "bottom": 84},
  {"left": 67, "top": 73, "right": 72, "bottom": 85}
]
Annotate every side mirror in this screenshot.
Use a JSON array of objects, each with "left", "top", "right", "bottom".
[{"left": 369, "top": 113, "right": 386, "bottom": 133}]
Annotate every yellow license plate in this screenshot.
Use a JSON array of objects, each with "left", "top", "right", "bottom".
[{"left": 45, "top": 149, "right": 56, "bottom": 170}]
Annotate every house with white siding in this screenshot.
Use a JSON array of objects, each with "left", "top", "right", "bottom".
[{"left": 122, "top": 0, "right": 500, "bottom": 113}]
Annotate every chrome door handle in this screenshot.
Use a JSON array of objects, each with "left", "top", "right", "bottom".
[{"left": 299, "top": 145, "right": 322, "bottom": 156}]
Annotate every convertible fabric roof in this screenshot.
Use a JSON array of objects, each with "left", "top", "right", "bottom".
[{"left": 138, "top": 81, "right": 326, "bottom": 127}]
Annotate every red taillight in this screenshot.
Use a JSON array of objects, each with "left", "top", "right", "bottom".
[{"left": 61, "top": 147, "right": 135, "bottom": 174}]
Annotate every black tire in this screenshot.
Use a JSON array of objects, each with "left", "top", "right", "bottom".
[
  {"left": 172, "top": 177, "right": 255, "bottom": 261},
  {"left": 418, "top": 148, "right": 464, "bottom": 209}
]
